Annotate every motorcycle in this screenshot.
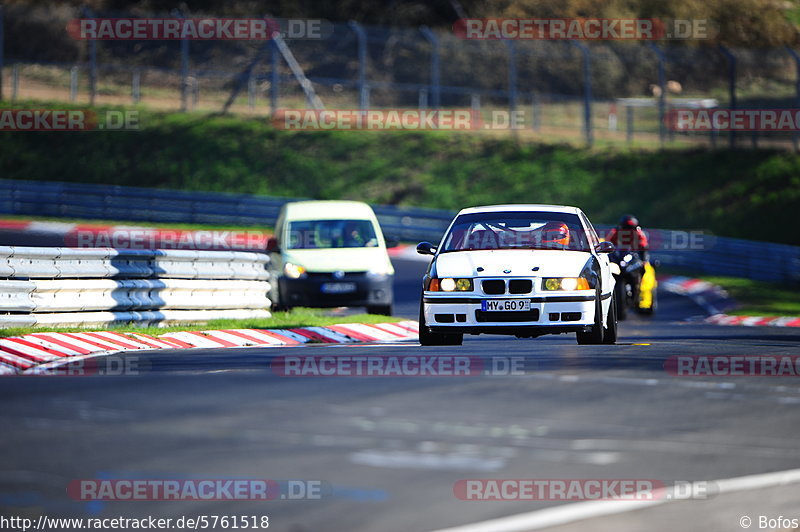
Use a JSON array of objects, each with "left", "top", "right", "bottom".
[{"left": 609, "top": 249, "right": 657, "bottom": 319}]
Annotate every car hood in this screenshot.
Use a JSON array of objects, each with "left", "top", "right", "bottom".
[
  {"left": 283, "top": 247, "right": 394, "bottom": 274},
  {"left": 434, "top": 249, "right": 592, "bottom": 278}
]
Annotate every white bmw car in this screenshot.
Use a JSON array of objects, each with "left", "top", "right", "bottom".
[{"left": 417, "top": 204, "right": 618, "bottom": 346}]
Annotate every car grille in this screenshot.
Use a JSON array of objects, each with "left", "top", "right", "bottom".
[
  {"left": 475, "top": 309, "right": 540, "bottom": 322},
  {"left": 508, "top": 279, "right": 533, "bottom": 294},
  {"left": 481, "top": 280, "right": 505, "bottom": 295}
]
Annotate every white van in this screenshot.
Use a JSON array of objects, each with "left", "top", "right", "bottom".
[{"left": 267, "top": 201, "right": 395, "bottom": 315}]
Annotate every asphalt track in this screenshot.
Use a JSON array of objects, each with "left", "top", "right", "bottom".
[{"left": 2, "top": 257, "right": 800, "bottom": 532}]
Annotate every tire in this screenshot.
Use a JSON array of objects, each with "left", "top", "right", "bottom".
[
  {"left": 614, "top": 278, "right": 627, "bottom": 321},
  {"left": 367, "top": 304, "right": 393, "bottom": 316},
  {"left": 576, "top": 290, "right": 604, "bottom": 345},
  {"left": 602, "top": 292, "right": 618, "bottom": 344},
  {"left": 270, "top": 295, "right": 290, "bottom": 312},
  {"left": 418, "top": 301, "right": 463, "bottom": 346}
]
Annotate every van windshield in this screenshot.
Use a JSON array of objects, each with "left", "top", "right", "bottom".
[{"left": 287, "top": 219, "right": 379, "bottom": 249}]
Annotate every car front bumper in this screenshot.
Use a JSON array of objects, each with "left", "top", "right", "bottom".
[{"left": 422, "top": 293, "right": 601, "bottom": 336}]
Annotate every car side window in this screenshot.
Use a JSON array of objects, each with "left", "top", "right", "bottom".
[{"left": 580, "top": 213, "right": 600, "bottom": 248}]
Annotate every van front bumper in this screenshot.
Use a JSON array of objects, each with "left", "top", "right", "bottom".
[{"left": 279, "top": 273, "right": 394, "bottom": 308}]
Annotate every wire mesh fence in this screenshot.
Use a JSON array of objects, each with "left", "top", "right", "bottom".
[{"left": 2, "top": 4, "right": 799, "bottom": 149}]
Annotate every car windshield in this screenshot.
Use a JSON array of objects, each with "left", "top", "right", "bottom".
[
  {"left": 440, "top": 211, "right": 591, "bottom": 253},
  {"left": 287, "top": 219, "right": 378, "bottom": 249}
]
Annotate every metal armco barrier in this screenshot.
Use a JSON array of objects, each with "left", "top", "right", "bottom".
[
  {"left": 0, "top": 179, "right": 454, "bottom": 244},
  {"left": 0, "top": 246, "right": 271, "bottom": 327},
  {"left": 2, "top": 179, "right": 799, "bottom": 284}
]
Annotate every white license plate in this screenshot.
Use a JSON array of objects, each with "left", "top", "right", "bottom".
[
  {"left": 481, "top": 299, "right": 531, "bottom": 312},
  {"left": 321, "top": 282, "right": 357, "bottom": 294}
]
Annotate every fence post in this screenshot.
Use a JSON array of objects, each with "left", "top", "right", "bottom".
[
  {"left": 11, "top": 64, "right": 17, "bottom": 100},
  {"left": 247, "top": 73, "right": 256, "bottom": 109},
  {"left": 569, "top": 41, "right": 593, "bottom": 147},
  {"left": 192, "top": 77, "right": 199, "bottom": 109},
  {"left": 132, "top": 69, "right": 141, "bottom": 104},
  {"left": 179, "top": 12, "right": 190, "bottom": 111},
  {"left": 419, "top": 88, "right": 428, "bottom": 109},
  {"left": 0, "top": 5, "right": 4, "bottom": 102},
  {"left": 719, "top": 45, "right": 736, "bottom": 149},
  {"left": 626, "top": 104, "right": 634, "bottom": 144},
  {"left": 647, "top": 43, "right": 666, "bottom": 145},
  {"left": 786, "top": 47, "right": 800, "bottom": 152},
  {"left": 505, "top": 40, "right": 517, "bottom": 115},
  {"left": 349, "top": 21, "right": 369, "bottom": 110},
  {"left": 471, "top": 93, "right": 480, "bottom": 115},
  {"left": 531, "top": 92, "right": 540, "bottom": 131},
  {"left": 82, "top": 7, "right": 97, "bottom": 106},
  {"left": 420, "top": 27, "right": 440, "bottom": 109},
  {"left": 270, "top": 40, "right": 279, "bottom": 114},
  {"left": 70, "top": 66, "right": 79, "bottom": 102}
]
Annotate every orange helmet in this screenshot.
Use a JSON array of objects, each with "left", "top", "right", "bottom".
[{"left": 540, "top": 222, "right": 570, "bottom": 246}]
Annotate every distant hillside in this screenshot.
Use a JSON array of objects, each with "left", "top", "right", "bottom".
[{"left": 0, "top": 104, "right": 798, "bottom": 245}]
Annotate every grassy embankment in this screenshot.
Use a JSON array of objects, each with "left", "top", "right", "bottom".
[
  {"left": 0, "top": 308, "right": 405, "bottom": 339},
  {"left": 1, "top": 101, "right": 799, "bottom": 245}
]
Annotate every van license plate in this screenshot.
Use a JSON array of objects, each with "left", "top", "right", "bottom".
[{"left": 321, "top": 282, "right": 357, "bottom": 294}]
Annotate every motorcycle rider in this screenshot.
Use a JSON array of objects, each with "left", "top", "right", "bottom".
[
  {"left": 606, "top": 215, "right": 649, "bottom": 262},
  {"left": 606, "top": 214, "right": 656, "bottom": 314}
]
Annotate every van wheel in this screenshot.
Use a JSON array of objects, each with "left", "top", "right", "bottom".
[{"left": 367, "top": 304, "right": 393, "bottom": 316}]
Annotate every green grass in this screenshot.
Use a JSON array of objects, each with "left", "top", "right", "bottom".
[
  {"left": 2, "top": 101, "right": 800, "bottom": 245},
  {"left": 0, "top": 308, "right": 404, "bottom": 339},
  {"left": 700, "top": 276, "right": 800, "bottom": 317}
]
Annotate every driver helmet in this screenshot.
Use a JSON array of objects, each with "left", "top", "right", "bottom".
[
  {"left": 618, "top": 214, "right": 639, "bottom": 229},
  {"left": 540, "top": 221, "right": 570, "bottom": 246}
]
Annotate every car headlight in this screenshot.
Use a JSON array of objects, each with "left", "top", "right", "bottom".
[
  {"left": 428, "top": 278, "right": 473, "bottom": 292},
  {"left": 366, "top": 266, "right": 393, "bottom": 279},
  {"left": 542, "top": 277, "right": 591, "bottom": 291},
  {"left": 284, "top": 262, "right": 307, "bottom": 279}
]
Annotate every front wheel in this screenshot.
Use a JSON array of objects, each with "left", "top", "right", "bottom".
[
  {"left": 614, "top": 278, "right": 627, "bottom": 321},
  {"left": 576, "top": 290, "right": 604, "bottom": 345},
  {"left": 418, "top": 301, "right": 463, "bottom": 346},
  {"left": 602, "top": 292, "right": 618, "bottom": 344}
]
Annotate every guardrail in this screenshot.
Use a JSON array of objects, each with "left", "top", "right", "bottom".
[
  {"left": 0, "top": 246, "right": 271, "bottom": 328},
  {"left": 0, "top": 179, "right": 454, "bottom": 244},
  {"left": 2, "top": 179, "right": 799, "bottom": 284}
]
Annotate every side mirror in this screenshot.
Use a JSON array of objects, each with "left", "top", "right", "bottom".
[
  {"left": 266, "top": 236, "right": 280, "bottom": 253},
  {"left": 385, "top": 237, "right": 400, "bottom": 249},
  {"left": 416, "top": 241, "right": 437, "bottom": 256},
  {"left": 595, "top": 241, "right": 615, "bottom": 254}
]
